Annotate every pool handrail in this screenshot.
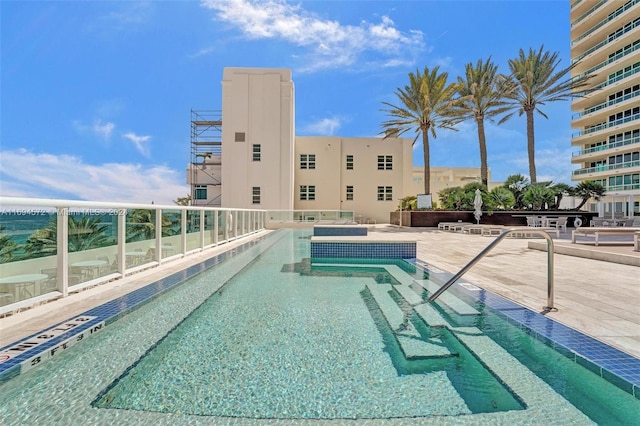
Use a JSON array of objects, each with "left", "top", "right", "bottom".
[{"left": 427, "top": 228, "right": 556, "bottom": 311}]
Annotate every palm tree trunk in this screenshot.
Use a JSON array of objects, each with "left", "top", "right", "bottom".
[
  {"left": 476, "top": 117, "right": 488, "bottom": 186},
  {"left": 526, "top": 108, "right": 537, "bottom": 183},
  {"left": 422, "top": 129, "right": 430, "bottom": 195}
]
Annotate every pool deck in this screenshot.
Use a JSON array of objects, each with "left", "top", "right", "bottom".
[{"left": 1, "top": 226, "right": 638, "bottom": 361}]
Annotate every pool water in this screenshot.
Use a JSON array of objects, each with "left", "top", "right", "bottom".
[{"left": 1, "top": 229, "right": 639, "bottom": 424}]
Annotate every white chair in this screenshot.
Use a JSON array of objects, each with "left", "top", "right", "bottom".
[{"left": 554, "top": 216, "right": 568, "bottom": 233}]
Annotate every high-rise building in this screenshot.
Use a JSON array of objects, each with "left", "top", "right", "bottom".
[{"left": 570, "top": 0, "right": 640, "bottom": 217}]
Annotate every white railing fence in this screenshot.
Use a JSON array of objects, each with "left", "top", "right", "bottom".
[{"left": 0, "top": 197, "right": 266, "bottom": 315}]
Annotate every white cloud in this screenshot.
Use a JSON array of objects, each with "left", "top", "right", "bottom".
[
  {"left": 0, "top": 149, "right": 188, "bottom": 205},
  {"left": 73, "top": 119, "right": 115, "bottom": 140},
  {"left": 302, "top": 116, "right": 342, "bottom": 135},
  {"left": 122, "top": 132, "right": 152, "bottom": 157},
  {"left": 202, "top": 0, "right": 424, "bottom": 72},
  {"left": 93, "top": 120, "right": 115, "bottom": 140}
]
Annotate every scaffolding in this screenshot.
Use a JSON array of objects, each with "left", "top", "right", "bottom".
[{"left": 189, "top": 110, "right": 222, "bottom": 206}]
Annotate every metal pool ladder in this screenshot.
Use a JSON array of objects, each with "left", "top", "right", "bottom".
[{"left": 428, "top": 228, "right": 557, "bottom": 312}]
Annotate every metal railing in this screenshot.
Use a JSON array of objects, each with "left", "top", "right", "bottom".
[
  {"left": 572, "top": 135, "right": 640, "bottom": 156},
  {"left": 427, "top": 229, "right": 556, "bottom": 311},
  {"left": 573, "top": 112, "right": 640, "bottom": 138},
  {"left": 573, "top": 159, "right": 640, "bottom": 175}
]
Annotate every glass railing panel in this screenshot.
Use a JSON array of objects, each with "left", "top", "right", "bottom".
[
  {"left": 67, "top": 209, "right": 118, "bottom": 286},
  {"left": 203, "top": 211, "right": 214, "bottom": 246},
  {"left": 186, "top": 210, "right": 200, "bottom": 252},
  {"left": 124, "top": 208, "right": 156, "bottom": 269},
  {"left": 0, "top": 206, "right": 58, "bottom": 304},
  {"left": 217, "top": 210, "right": 227, "bottom": 242},
  {"left": 160, "top": 209, "right": 181, "bottom": 260}
]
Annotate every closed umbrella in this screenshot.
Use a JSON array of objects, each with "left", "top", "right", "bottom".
[{"left": 473, "top": 189, "right": 483, "bottom": 224}]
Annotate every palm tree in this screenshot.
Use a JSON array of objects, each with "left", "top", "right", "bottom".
[
  {"left": 503, "top": 174, "right": 529, "bottom": 209},
  {"left": 452, "top": 58, "right": 511, "bottom": 186},
  {"left": 574, "top": 180, "right": 606, "bottom": 210},
  {"left": 25, "top": 216, "right": 110, "bottom": 256},
  {"left": 499, "top": 45, "right": 593, "bottom": 183},
  {"left": 381, "top": 66, "right": 460, "bottom": 195},
  {"left": 0, "top": 226, "right": 18, "bottom": 263}
]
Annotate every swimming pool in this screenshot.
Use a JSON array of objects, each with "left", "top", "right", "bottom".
[{"left": 0, "top": 229, "right": 638, "bottom": 424}]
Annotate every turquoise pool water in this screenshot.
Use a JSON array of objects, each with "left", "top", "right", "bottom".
[{"left": 0, "top": 229, "right": 638, "bottom": 424}]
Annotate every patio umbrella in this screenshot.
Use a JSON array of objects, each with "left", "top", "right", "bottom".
[{"left": 473, "top": 189, "right": 483, "bottom": 224}]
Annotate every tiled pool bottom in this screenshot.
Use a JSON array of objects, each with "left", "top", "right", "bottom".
[{"left": 0, "top": 229, "right": 638, "bottom": 425}]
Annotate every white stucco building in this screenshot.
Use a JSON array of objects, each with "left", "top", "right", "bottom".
[{"left": 188, "top": 67, "right": 489, "bottom": 223}]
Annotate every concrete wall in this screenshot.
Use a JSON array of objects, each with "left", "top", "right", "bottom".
[{"left": 221, "top": 68, "right": 294, "bottom": 210}]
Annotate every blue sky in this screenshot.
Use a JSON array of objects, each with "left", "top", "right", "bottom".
[{"left": 1, "top": 0, "right": 574, "bottom": 204}]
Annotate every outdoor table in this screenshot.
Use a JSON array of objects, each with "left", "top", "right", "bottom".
[
  {"left": 125, "top": 251, "right": 146, "bottom": 266},
  {"left": 0, "top": 273, "right": 48, "bottom": 299},
  {"left": 71, "top": 260, "right": 108, "bottom": 279}
]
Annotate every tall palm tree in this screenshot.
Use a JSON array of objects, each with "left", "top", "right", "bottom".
[
  {"left": 452, "top": 58, "right": 511, "bottom": 186},
  {"left": 381, "top": 66, "right": 460, "bottom": 195},
  {"left": 499, "top": 45, "right": 593, "bottom": 183}
]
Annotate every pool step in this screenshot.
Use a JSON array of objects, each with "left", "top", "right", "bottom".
[
  {"left": 413, "top": 279, "right": 479, "bottom": 316},
  {"left": 394, "top": 284, "right": 424, "bottom": 305},
  {"left": 397, "top": 335, "right": 453, "bottom": 359},
  {"left": 367, "top": 283, "right": 456, "bottom": 360},
  {"left": 366, "top": 283, "right": 406, "bottom": 331}
]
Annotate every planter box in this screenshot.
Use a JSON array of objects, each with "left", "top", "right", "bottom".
[{"left": 390, "top": 211, "right": 598, "bottom": 228}]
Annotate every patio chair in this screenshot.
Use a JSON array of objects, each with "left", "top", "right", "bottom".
[{"left": 554, "top": 216, "right": 568, "bottom": 233}]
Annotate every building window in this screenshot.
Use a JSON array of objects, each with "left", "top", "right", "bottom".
[
  {"left": 194, "top": 185, "right": 207, "bottom": 200},
  {"left": 377, "top": 186, "right": 392, "bottom": 201},
  {"left": 377, "top": 155, "right": 393, "bottom": 170},
  {"left": 300, "top": 185, "right": 316, "bottom": 201},
  {"left": 346, "top": 186, "right": 353, "bottom": 201},
  {"left": 300, "top": 154, "right": 316, "bottom": 169},
  {"left": 252, "top": 187, "right": 261, "bottom": 204},
  {"left": 346, "top": 155, "right": 354, "bottom": 170},
  {"left": 252, "top": 144, "right": 261, "bottom": 161},
  {"left": 235, "top": 132, "right": 246, "bottom": 142}
]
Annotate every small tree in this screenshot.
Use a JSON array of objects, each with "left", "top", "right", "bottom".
[
  {"left": 574, "top": 181, "right": 606, "bottom": 210},
  {"left": 523, "top": 183, "right": 555, "bottom": 210},
  {"left": 503, "top": 174, "right": 530, "bottom": 209},
  {"left": 488, "top": 187, "right": 516, "bottom": 210}
]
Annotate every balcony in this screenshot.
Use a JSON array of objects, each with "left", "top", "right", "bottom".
[
  {"left": 572, "top": 18, "right": 640, "bottom": 64},
  {"left": 606, "top": 183, "right": 640, "bottom": 192},
  {"left": 572, "top": 112, "right": 640, "bottom": 139},
  {"left": 574, "top": 40, "right": 640, "bottom": 81},
  {"left": 572, "top": 159, "right": 640, "bottom": 176},
  {"left": 572, "top": 65, "right": 640, "bottom": 110},
  {"left": 572, "top": 88, "right": 640, "bottom": 120},
  {"left": 571, "top": 0, "right": 639, "bottom": 47},
  {"left": 573, "top": 135, "right": 640, "bottom": 157}
]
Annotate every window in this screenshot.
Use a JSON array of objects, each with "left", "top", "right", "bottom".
[
  {"left": 300, "top": 185, "right": 316, "bottom": 201},
  {"left": 300, "top": 154, "right": 316, "bottom": 169},
  {"left": 194, "top": 185, "right": 207, "bottom": 200},
  {"left": 346, "top": 186, "right": 353, "bottom": 201},
  {"left": 377, "top": 155, "right": 392, "bottom": 170},
  {"left": 377, "top": 186, "right": 392, "bottom": 201},
  {"left": 346, "top": 155, "right": 354, "bottom": 170},
  {"left": 252, "top": 187, "right": 261, "bottom": 204},
  {"left": 235, "top": 132, "right": 246, "bottom": 142},
  {"left": 252, "top": 144, "right": 261, "bottom": 161}
]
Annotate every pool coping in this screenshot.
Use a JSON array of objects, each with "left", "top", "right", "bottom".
[{"left": 1, "top": 232, "right": 638, "bottom": 402}]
